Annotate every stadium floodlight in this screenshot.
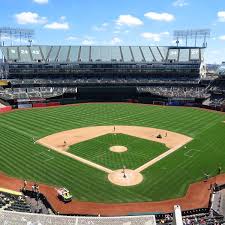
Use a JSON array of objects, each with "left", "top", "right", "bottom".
[
  {"left": 0, "top": 27, "right": 34, "bottom": 46},
  {"left": 173, "top": 29, "right": 211, "bottom": 47}
]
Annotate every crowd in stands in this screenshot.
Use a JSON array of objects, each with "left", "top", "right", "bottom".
[
  {"left": 0, "top": 192, "right": 31, "bottom": 213},
  {"left": 0, "top": 87, "right": 65, "bottom": 99},
  {"left": 0, "top": 75, "right": 224, "bottom": 109},
  {"left": 0, "top": 77, "right": 203, "bottom": 100},
  {"left": 0, "top": 190, "right": 51, "bottom": 214},
  {"left": 204, "top": 97, "right": 225, "bottom": 108},
  {"left": 210, "top": 80, "right": 225, "bottom": 93},
  {"left": 0, "top": 86, "right": 212, "bottom": 100},
  {"left": 9, "top": 77, "right": 200, "bottom": 86},
  {"left": 182, "top": 213, "right": 224, "bottom": 225},
  {"left": 156, "top": 212, "right": 224, "bottom": 225},
  {"left": 203, "top": 77, "right": 225, "bottom": 107},
  {"left": 137, "top": 86, "right": 209, "bottom": 98}
]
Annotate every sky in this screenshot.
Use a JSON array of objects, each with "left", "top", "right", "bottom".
[{"left": 1, "top": 0, "right": 225, "bottom": 63}]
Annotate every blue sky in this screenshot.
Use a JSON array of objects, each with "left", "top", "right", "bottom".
[{"left": 1, "top": 0, "right": 225, "bottom": 63}]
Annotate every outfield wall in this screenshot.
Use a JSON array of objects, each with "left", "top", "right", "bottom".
[{"left": 1, "top": 101, "right": 225, "bottom": 114}]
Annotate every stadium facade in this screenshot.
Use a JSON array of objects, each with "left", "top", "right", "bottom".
[{"left": 0, "top": 45, "right": 224, "bottom": 109}]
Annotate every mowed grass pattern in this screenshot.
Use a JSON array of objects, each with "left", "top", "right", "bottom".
[
  {"left": 69, "top": 133, "right": 168, "bottom": 170},
  {"left": 0, "top": 104, "right": 225, "bottom": 202}
]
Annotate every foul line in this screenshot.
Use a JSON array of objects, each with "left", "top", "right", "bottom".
[
  {"left": 37, "top": 141, "right": 113, "bottom": 174},
  {"left": 135, "top": 138, "right": 193, "bottom": 173},
  {"left": 184, "top": 148, "right": 201, "bottom": 158},
  {"left": 37, "top": 126, "right": 193, "bottom": 176}
]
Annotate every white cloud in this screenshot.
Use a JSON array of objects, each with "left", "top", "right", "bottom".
[
  {"left": 113, "top": 30, "right": 120, "bottom": 34},
  {"left": 102, "top": 23, "right": 109, "bottom": 27},
  {"left": 33, "top": 0, "right": 48, "bottom": 4},
  {"left": 160, "top": 31, "right": 170, "bottom": 35},
  {"left": 110, "top": 37, "right": 122, "bottom": 45},
  {"left": 172, "top": 0, "right": 188, "bottom": 7},
  {"left": 218, "top": 11, "right": 225, "bottom": 22},
  {"left": 44, "top": 22, "right": 69, "bottom": 30},
  {"left": 15, "top": 12, "right": 47, "bottom": 24},
  {"left": 116, "top": 14, "right": 143, "bottom": 27},
  {"left": 144, "top": 12, "right": 175, "bottom": 22},
  {"left": 60, "top": 16, "right": 66, "bottom": 21},
  {"left": 81, "top": 36, "right": 95, "bottom": 45},
  {"left": 141, "top": 33, "right": 161, "bottom": 42},
  {"left": 93, "top": 23, "right": 109, "bottom": 31},
  {"left": 219, "top": 35, "right": 225, "bottom": 40},
  {"left": 66, "top": 36, "right": 79, "bottom": 41},
  {"left": 141, "top": 32, "right": 169, "bottom": 42}
]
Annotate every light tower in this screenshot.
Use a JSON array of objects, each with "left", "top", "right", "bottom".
[
  {"left": 0, "top": 27, "right": 34, "bottom": 46},
  {"left": 173, "top": 29, "right": 210, "bottom": 47}
]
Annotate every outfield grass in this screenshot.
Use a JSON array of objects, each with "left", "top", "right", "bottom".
[
  {"left": 0, "top": 104, "right": 225, "bottom": 203},
  {"left": 69, "top": 133, "right": 168, "bottom": 170}
]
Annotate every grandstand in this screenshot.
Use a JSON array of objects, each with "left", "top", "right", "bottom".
[
  {"left": 0, "top": 45, "right": 208, "bottom": 106},
  {"left": 202, "top": 64, "right": 225, "bottom": 109}
]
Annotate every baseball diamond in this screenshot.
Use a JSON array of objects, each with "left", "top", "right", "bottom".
[{"left": 0, "top": 103, "right": 225, "bottom": 204}]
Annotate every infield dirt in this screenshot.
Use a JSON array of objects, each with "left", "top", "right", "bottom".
[{"left": 37, "top": 126, "right": 192, "bottom": 177}]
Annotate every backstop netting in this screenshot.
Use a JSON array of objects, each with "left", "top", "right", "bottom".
[{"left": 0, "top": 211, "right": 156, "bottom": 225}]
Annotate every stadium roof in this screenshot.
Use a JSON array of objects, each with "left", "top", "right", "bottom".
[{"left": 0, "top": 45, "right": 204, "bottom": 63}]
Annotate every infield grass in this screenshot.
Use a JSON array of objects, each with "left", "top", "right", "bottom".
[
  {"left": 69, "top": 133, "right": 168, "bottom": 170},
  {"left": 0, "top": 103, "right": 225, "bottom": 202}
]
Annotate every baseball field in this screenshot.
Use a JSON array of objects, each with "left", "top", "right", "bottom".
[{"left": 0, "top": 103, "right": 225, "bottom": 203}]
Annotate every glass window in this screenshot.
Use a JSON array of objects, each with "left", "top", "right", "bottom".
[
  {"left": 30, "top": 46, "right": 42, "bottom": 61},
  {"left": 150, "top": 47, "right": 163, "bottom": 61},
  {"left": 57, "top": 46, "right": 70, "bottom": 62},
  {"left": 121, "top": 46, "right": 133, "bottom": 62},
  {"left": 100, "top": 46, "right": 112, "bottom": 61},
  {"left": 200, "top": 48, "right": 205, "bottom": 61},
  {"left": 41, "top": 46, "right": 51, "bottom": 61},
  {"left": 19, "top": 46, "right": 31, "bottom": 62},
  {"left": 0, "top": 47, "right": 8, "bottom": 60},
  {"left": 80, "top": 46, "right": 90, "bottom": 62},
  {"left": 91, "top": 46, "right": 101, "bottom": 61},
  {"left": 48, "top": 46, "right": 60, "bottom": 62},
  {"left": 168, "top": 49, "right": 179, "bottom": 61},
  {"left": 140, "top": 46, "right": 154, "bottom": 62},
  {"left": 111, "top": 46, "right": 122, "bottom": 61},
  {"left": 69, "top": 46, "right": 79, "bottom": 62},
  {"left": 91, "top": 46, "right": 120, "bottom": 62},
  {"left": 131, "top": 46, "right": 144, "bottom": 62},
  {"left": 190, "top": 48, "right": 200, "bottom": 60},
  {"left": 179, "top": 49, "right": 190, "bottom": 62},
  {"left": 158, "top": 47, "right": 168, "bottom": 60},
  {"left": 8, "top": 47, "right": 19, "bottom": 61}
]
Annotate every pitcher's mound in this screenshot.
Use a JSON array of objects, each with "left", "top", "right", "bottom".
[
  {"left": 108, "top": 169, "right": 143, "bottom": 186},
  {"left": 110, "top": 146, "right": 128, "bottom": 153}
]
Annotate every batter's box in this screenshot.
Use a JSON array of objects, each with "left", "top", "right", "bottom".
[{"left": 184, "top": 148, "right": 201, "bottom": 158}]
